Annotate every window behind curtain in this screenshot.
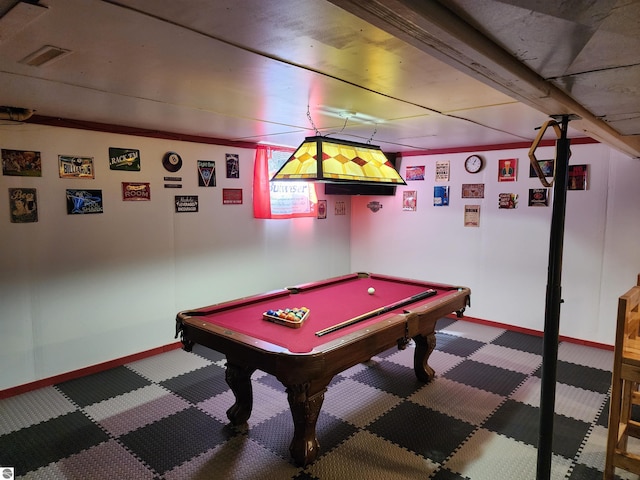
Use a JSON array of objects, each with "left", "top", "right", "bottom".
[{"left": 253, "top": 145, "right": 317, "bottom": 219}]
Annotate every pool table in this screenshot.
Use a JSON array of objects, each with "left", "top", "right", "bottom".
[{"left": 175, "top": 272, "right": 470, "bottom": 466}]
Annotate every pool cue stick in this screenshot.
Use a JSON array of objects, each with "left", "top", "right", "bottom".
[{"left": 315, "top": 289, "right": 437, "bottom": 337}]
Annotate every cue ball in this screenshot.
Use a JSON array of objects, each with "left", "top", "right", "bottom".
[{"left": 368, "top": 287, "right": 375, "bottom": 295}]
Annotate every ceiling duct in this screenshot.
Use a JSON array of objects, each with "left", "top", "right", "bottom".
[{"left": 0, "top": 106, "right": 35, "bottom": 121}]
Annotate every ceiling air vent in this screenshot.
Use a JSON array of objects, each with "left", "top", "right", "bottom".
[{"left": 20, "top": 45, "right": 71, "bottom": 67}]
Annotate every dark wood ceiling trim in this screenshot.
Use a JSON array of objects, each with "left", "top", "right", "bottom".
[
  {"left": 26, "top": 115, "right": 260, "bottom": 150},
  {"left": 399, "top": 136, "right": 598, "bottom": 157}
]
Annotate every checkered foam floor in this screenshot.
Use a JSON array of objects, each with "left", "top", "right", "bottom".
[{"left": 0, "top": 318, "right": 636, "bottom": 479}]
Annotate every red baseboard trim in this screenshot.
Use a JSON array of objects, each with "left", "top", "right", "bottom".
[
  {"left": 1, "top": 316, "right": 614, "bottom": 399},
  {"left": 0, "top": 342, "right": 183, "bottom": 400},
  {"left": 447, "top": 314, "right": 614, "bottom": 351}
]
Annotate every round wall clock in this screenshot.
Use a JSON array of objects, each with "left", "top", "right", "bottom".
[{"left": 464, "top": 154, "right": 484, "bottom": 174}]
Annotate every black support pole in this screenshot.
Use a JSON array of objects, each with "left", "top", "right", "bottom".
[{"left": 536, "top": 115, "right": 572, "bottom": 479}]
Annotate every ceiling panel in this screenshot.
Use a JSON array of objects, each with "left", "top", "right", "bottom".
[{"left": 0, "top": 0, "right": 638, "bottom": 156}]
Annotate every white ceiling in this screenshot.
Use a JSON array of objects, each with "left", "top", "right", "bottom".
[{"left": 0, "top": 0, "right": 639, "bottom": 157}]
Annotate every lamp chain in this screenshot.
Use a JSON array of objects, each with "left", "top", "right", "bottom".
[
  {"left": 306, "top": 105, "right": 379, "bottom": 143},
  {"left": 306, "top": 105, "right": 321, "bottom": 136},
  {"left": 366, "top": 125, "right": 377, "bottom": 144}
]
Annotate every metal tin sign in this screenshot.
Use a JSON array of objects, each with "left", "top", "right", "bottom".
[
  {"left": 222, "top": 188, "right": 242, "bottom": 204},
  {"left": 59, "top": 155, "right": 94, "bottom": 178},
  {"left": 109, "top": 147, "right": 140, "bottom": 171},
  {"left": 122, "top": 182, "right": 150, "bottom": 201},
  {"left": 175, "top": 195, "right": 198, "bottom": 213},
  {"left": 197, "top": 160, "right": 216, "bottom": 187}
]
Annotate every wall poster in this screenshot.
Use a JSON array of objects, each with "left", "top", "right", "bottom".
[
  {"left": 528, "top": 188, "right": 549, "bottom": 206},
  {"left": 9, "top": 188, "right": 38, "bottom": 223},
  {"left": 434, "top": 185, "right": 449, "bottom": 206},
  {"left": 403, "top": 190, "right": 417, "bottom": 211},
  {"left": 464, "top": 205, "right": 480, "bottom": 227},
  {"left": 461, "top": 183, "right": 485, "bottom": 198},
  {"left": 435, "top": 161, "right": 450, "bottom": 182},
  {"left": 2, "top": 149, "right": 41, "bottom": 177},
  {"left": 222, "top": 188, "right": 243, "bottom": 205},
  {"left": 405, "top": 166, "right": 425, "bottom": 181},
  {"left": 498, "top": 193, "right": 518, "bottom": 209},
  {"left": 317, "top": 200, "right": 327, "bottom": 219},
  {"left": 226, "top": 153, "right": 239, "bottom": 178},
  {"left": 529, "top": 159, "right": 554, "bottom": 178},
  {"left": 568, "top": 164, "right": 588, "bottom": 190}
]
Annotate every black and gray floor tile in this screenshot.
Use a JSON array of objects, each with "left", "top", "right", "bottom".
[{"left": 0, "top": 318, "right": 635, "bottom": 479}]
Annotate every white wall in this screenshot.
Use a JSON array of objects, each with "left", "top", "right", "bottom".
[
  {"left": 351, "top": 143, "right": 640, "bottom": 345},
  {"left": 0, "top": 124, "right": 351, "bottom": 391},
  {"left": 3, "top": 124, "right": 639, "bottom": 392}
]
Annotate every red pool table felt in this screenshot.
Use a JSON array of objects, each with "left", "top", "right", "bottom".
[{"left": 182, "top": 273, "right": 462, "bottom": 354}]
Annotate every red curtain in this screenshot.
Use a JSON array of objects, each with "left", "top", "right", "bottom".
[
  {"left": 253, "top": 145, "right": 317, "bottom": 219},
  {"left": 252, "top": 146, "right": 272, "bottom": 218}
]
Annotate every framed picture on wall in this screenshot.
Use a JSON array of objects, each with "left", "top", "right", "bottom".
[
  {"left": 223, "top": 188, "right": 243, "bottom": 204},
  {"left": 433, "top": 186, "right": 449, "bottom": 206},
  {"left": 568, "top": 164, "right": 588, "bottom": 190},
  {"left": 464, "top": 205, "right": 480, "bottom": 227},
  {"left": 498, "top": 158, "right": 517, "bottom": 182},
  {"left": 498, "top": 192, "right": 518, "bottom": 209},
  {"left": 435, "top": 161, "right": 449, "bottom": 182},
  {"left": 405, "top": 166, "right": 425, "bottom": 181},
  {"left": 317, "top": 200, "right": 327, "bottom": 218},
  {"left": 226, "top": 153, "right": 239, "bottom": 178},
  {"left": 403, "top": 190, "right": 417, "bottom": 211},
  {"left": 461, "top": 183, "right": 484, "bottom": 198},
  {"left": 528, "top": 188, "right": 549, "bottom": 206},
  {"left": 529, "top": 159, "right": 554, "bottom": 178}
]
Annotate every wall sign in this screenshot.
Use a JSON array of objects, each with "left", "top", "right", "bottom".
[
  {"left": 122, "top": 182, "right": 151, "bottom": 201},
  {"left": 9, "top": 188, "right": 38, "bottom": 223},
  {"left": 109, "top": 147, "right": 140, "bottom": 171},
  {"left": 175, "top": 195, "right": 198, "bottom": 213},
  {"left": 59, "top": 155, "right": 94, "bottom": 179},
  {"left": 197, "top": 160, "right": 216, "bottom": 187},
  {"left": 66, "top": 189, "right": 103, "bottom": 214}
]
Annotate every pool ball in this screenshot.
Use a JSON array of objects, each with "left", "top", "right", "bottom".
[{"left": 368, "top": 287, "right": 375, "bottom": 295}]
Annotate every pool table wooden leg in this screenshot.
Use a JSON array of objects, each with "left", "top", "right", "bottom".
[
  {"left": 225, "top": 362, "right": 256, "bottom": 425},
  {"left": 413, "top": 333, "right": 436, "bottom": 383},
  {"left": 286, "top": 380, "right": 329, "bottom": 466}
]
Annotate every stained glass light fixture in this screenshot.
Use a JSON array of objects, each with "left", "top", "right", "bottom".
[{"left": 270, "top": 136, "right": 406, "bottom": 185}]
